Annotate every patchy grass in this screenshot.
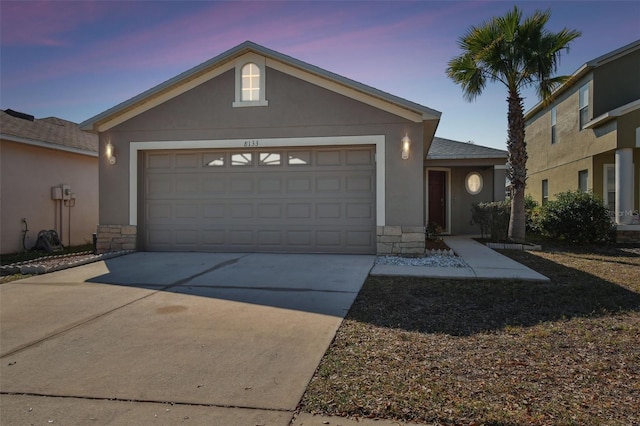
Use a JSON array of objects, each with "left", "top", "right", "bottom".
[{"left": 299, "top": 245, "right": 640, "bottom": 425}]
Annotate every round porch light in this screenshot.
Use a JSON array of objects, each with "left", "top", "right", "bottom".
[{"left": 465, "top": 172, "right": 483, "bottom": 195}]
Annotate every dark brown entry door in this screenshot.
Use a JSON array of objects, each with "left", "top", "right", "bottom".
[{"left": 428, "top": 170, "right": 446, "bottom": 229}]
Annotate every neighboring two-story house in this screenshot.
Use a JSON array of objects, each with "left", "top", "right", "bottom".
[{"left": 525, "top": 40, "right": 640, "bottom": 241}]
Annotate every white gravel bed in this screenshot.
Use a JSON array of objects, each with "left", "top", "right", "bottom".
[
  {"left": 1, "top": 250, "right": 134, "bottom": 275},
  {"left": 375, "top": 254, "right": 469, "bottom": 268}
]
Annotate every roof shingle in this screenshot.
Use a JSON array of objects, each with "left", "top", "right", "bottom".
[
  {"left": 1, "top": 110, "right": 98, "bottom": 155},
  {"left": 427, "top": 137, "right": 507, "bottom": 160}
]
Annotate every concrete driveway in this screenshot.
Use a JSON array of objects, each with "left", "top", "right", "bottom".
[{"left": 0, "top": 252, "right": 374, "bottom": 425}]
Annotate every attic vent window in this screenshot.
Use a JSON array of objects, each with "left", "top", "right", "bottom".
[
  {"left": 241, "top": 63, "right": 260, "bottom": 101},
  {"left": 233, "top": 54, "right": 268, "bottom": 108}
]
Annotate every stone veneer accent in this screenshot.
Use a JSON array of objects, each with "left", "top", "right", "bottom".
[
  {"left": 377, "top": 226, "right": 425, "bottom": 255},
  {"left": 96, "top": 224, "right": 137, "bottom": 254}
]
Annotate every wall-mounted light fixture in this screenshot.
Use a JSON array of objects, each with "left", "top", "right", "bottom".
[
  {"left": 105, "top": 142, "right": 116, "bottom": 165},
  {"left": 401, "top": 135, "right": 411, "bottom": 160}
]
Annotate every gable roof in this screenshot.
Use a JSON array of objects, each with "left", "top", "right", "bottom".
[
  {"left": 427, "top": 137, "right": 507, "bottom": 160},
  {"left": 80, "top": 41, "right": 441, "bottom": 132},
  {"left": 525, "top": 39, "right": 640, "bottom": 120},
  {"left": 1, "top": 110, "right": 98, "bottom": 156}
]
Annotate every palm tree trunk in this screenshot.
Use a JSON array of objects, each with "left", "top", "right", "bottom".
[{"left": 506, "top": 89, "right": 527, "bottom": 242}]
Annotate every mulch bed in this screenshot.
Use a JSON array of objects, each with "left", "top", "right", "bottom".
[
  {"left": 424, "top": 239, "right": 451, "bottom": 251},
  {"left": 299, "top": 244, "right": 640, "bottom": 425}
]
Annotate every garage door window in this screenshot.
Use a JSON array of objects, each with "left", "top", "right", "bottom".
[
  {"left": 288, "top": 151, "right": 311, "bottom": 165},
  {"left": 259, "top": 152, "right": 281, "bottom": 166},
  {"left": 232, "top": 153, "right": 253, "bottom": 166},
  {"left": 205, "top": 153, "right": 225, "bottom": 167}
]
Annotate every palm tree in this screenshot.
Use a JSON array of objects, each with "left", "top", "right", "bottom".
[{"left": 447, "top": 6, "right": 580, "bottom": 242}]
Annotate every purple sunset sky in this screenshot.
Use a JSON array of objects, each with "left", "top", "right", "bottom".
[{"left": 1, "top": 1, "right": 638, "bottom": 150}]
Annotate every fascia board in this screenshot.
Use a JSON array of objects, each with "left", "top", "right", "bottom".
[
  {"left": 266, "top": 59, "right": 431, "bottom": 123},
  {"left": 525, "top": 41, "right": 640, "bottom": 121},
  {"left": 584, "top": 98, "right": 640, "bottom": 129},
  {"left": 1, "top": 133, "right": 98, "bottom": 157},
  {"left": 90, "top": 62, "right": 234, "bottom": 132}
]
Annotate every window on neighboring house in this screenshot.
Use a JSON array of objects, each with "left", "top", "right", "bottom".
[
  {"left": 551, "top": 106, "right": 557, "bottom": 144},
  {"left": 604, "top": 164, "right": 615, "bottom": 212},
  {"left": 241, "top": 63, "right": 260, "bottom": 102},
  {"left": 542, "top": 179, "right": 549, "bottom": 205},
  {"left": 579, "top": 84, "right": 589, "bottom": 129},
  {"left": 578, "top": 169, "right": 589, "bottom": 192}
]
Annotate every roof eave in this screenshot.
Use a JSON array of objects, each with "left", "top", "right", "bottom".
[
  {"left": 1, "top": 133, "right": 98, "bottom": 157},
  {"left": 524, "top": 39, "right": 640, "bottom": 121},
  {"left": 584, "top": 98, "right": 640, "bottom": 129}
]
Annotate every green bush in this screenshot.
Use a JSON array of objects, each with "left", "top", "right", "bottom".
[
  {"left": 471, "top": 200, "right": 510, "bottom": 241},
  {"left": 524, "top": 195, "right": 541, "bottom": 234},
  {"left": 471, "top": 195, "right": 540, "bottom": 241},
  {"left": 534, "top": 190, "right": 613, "bottom": 243}
]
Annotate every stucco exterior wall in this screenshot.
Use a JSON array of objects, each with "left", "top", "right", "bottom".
[
  {"left": 0, "top": 140, "right": 98, "bottom": 254},
  {"left": 525, "top": 72, "right": 628, "bottom": 206},
  {"left": 99, "top": 67, "right": 427, "bottom": 242},
  {"left": 592, "top": 49, "right": 640, "bottom": 117},
  {"left": 618, "top": 109, "right": 640, "bottom": 148},
  {"left": 527, "top": 157, "right": 593, "bottom": 204},
  {"left": 449, "top": 167, "right": 496, "bottom": 234},
  {"left": 593, "top": 150, "right": 640, "bottom": 211},
  {"left": 526, "top": 74, "right": 619, "bottom": 177}
]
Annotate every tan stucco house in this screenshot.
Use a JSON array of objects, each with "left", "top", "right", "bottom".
[
  {"left": 1, "top": 109, "right": 99, "bottom": 254},
  {"left": 524, "top": 40, "right": 640, "bottom": 242},
  {"left": 81, "top": 41, "right": 506, "bottom": 255}
]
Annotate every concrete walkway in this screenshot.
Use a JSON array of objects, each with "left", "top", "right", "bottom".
[{"left": 371, "top": 235, "right": 549, "bottom": 282}]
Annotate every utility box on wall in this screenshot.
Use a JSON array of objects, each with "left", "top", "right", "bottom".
[{"left": 51, "top": 186, "right": 63, "bottom": 200}]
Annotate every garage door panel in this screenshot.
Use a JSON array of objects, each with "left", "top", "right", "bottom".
[
  {"left": 230, "top": 204, "right": 254, "bottom": 219},
  {"left": 346, "top": 202, "right": 374, "bottom": 219},
  {"left": 202, "top": 203, "right": 225, "bottom": 218},
  {"left": 258, "top": 178, "right": 282, "bottom": 193},
  {"left": 346, "top": 149, "right": 374, "bottom": 165},
  {"left": 257, "top": 230, "right": 282, "bottom": 245},
  {"left": 175, "top": 204, "right": 198, "bottom": 219},
  {"left": 143, "top": 146, "right": 375, "bottom": 253},
  {"left": 147, "top": 153, "right": 172, "bottom": 169},
  {"left": 175, "top": 177, "right": 200, "bottom": 193},
  {"left": 316, "top": 176, "right": 341, "bottom": 192},
  {"left": 346, "top": 175, "right": 374, "bottom": 192},
  {"left": 147, "top": 203, "right": 172, "bottom": 220},
  {"left": 175, "top": 153, "right": 200, "bottom": 168},
  {"left": 146, "top": 177, "right": 173, "bottom": 196},
  {"left": 347, "top": 230, "right": 374, "bottom": 247},
  {"left": 202, "top": 177, "right": 227, "bottom": 193},
  {"left": 286, "top": 177, "right": 312, "bottom": 193},
  {"left": 316, "top": 203, "right": 341, "bottom": 219}
]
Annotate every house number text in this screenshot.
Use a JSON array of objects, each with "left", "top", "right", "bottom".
[{"left": 244, "top": 140, "right": 259, "bottom": 147}]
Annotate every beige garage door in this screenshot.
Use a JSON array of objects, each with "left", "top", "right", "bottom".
[{"left": 142, "top": 145, "right": 376, "bottom": 253}]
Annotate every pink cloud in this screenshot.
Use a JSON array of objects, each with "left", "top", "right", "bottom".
[{"left": 0, "top": 0, "right": 107, "bottom": 46}]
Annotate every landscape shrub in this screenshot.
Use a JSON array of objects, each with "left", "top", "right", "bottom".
[
  {"left": 524, "top": 195, "right": 541, "bottom": 234},
  {"left": 471, "top": 200, "right": 510, "bottom": 241},
  {"left": 534, "top": 190, "right": 613, "bottom": 243},
  {"left": 471, "top": 195, "right": 540, "bottom": 241}
]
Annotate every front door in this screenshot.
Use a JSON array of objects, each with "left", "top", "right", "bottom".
[{"left": 428, "top": 170, "right": 446, "bottom": 229}]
